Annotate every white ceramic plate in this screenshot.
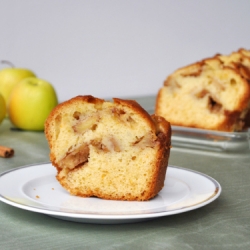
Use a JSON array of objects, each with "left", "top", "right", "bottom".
[{"left": 0, "top": 163, "right": 221, "bottom": 224}]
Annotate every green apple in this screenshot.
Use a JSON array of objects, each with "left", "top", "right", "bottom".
[
  {"left": 0, "top": 66, "right": 36, "bottom": 105},
  {"left": 0, "top": 93, "right": 6, "bottom": 124},
  {"left": 8, "top": 77, "right": 58, "bottom": 131}
]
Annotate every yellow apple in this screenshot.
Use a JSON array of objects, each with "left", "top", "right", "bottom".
[
  {"left": 0, "top": 67, "right": 36, "bottom": 105},
  {"left": 0, "top": 93, "right": 6, "bottom": 124},
  {"left": 8, "top": 77, "right": 58, "bottom": 131}
]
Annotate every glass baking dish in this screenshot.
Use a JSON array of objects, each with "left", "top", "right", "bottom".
[{"left": 170, "top": 126, "right": 250, "bottom": 152}]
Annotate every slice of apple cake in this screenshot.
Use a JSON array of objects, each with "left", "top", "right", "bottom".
[
  {"left": 45, "top": 95, "right": 171, "bottom": 201},
  {"left": 156, "top": 48, "right": 250, "bottom": 131}
]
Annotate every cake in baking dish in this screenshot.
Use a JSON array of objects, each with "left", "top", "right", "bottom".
[
  {"left": 156, "top": 48, "right": 250, "bottom": 132},
  {"left": 45, "top": 95, "right": 171, "bottom": 201}
]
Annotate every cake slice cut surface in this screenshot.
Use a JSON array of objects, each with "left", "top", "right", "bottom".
[{"left": 45, "top": 95, "right": 171, "bottom": 201}]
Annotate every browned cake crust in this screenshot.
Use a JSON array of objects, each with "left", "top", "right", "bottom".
[
  {"left": 45, "top": 95, "right": 171, "bottom": 201},
  {"left": 156, "top": 48, "right": 250, "bottom": 132}
]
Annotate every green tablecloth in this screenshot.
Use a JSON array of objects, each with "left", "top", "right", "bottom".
[{"left": 0, "top": 96, "right": 249, "bottom": 250}]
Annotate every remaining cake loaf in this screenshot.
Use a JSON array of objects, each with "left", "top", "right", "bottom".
[
  {"left": 45, "top": 95, "right": 171, "bottom": 201},
  {"left": 156, "top": 48, "right": 250, "bottom": 132}
]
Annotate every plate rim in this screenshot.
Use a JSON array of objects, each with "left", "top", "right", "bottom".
[{"left": 0, "top": 162, "right": 222, "bottom": 221}]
